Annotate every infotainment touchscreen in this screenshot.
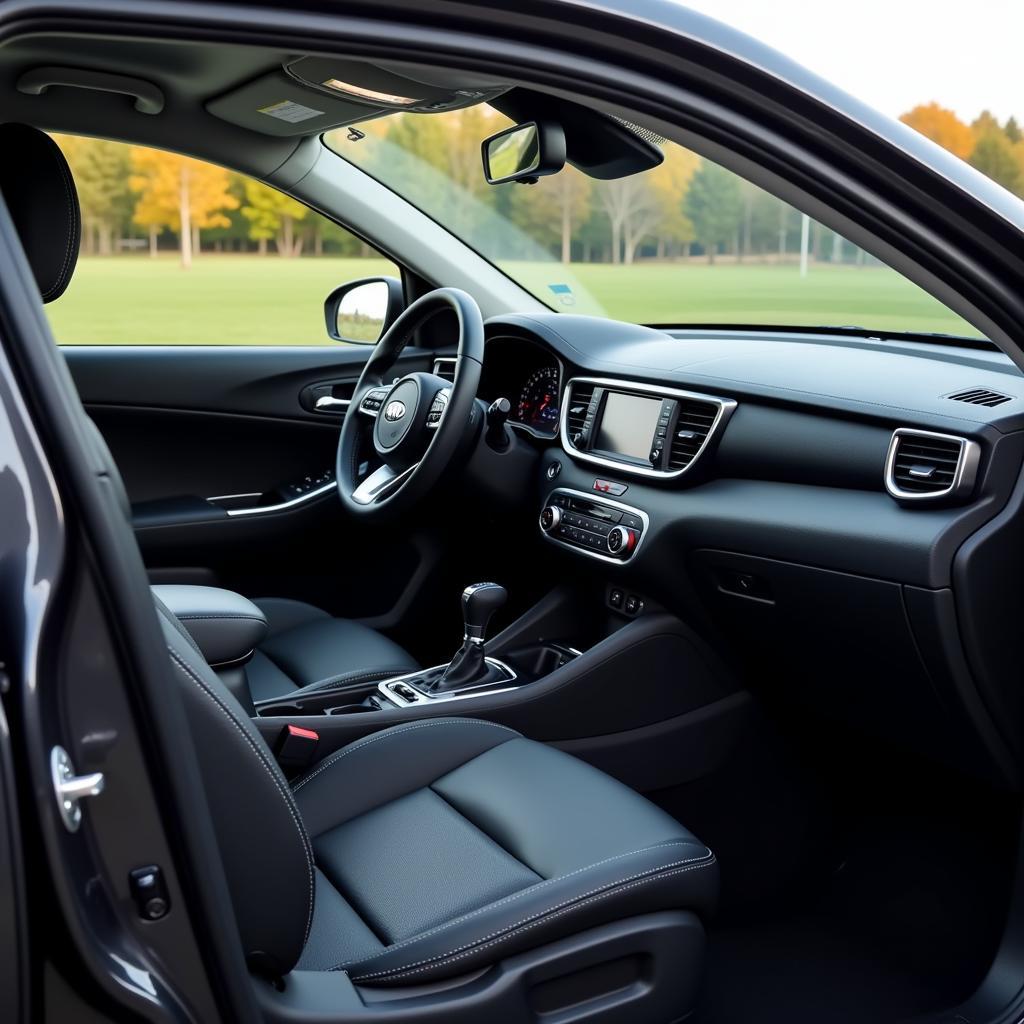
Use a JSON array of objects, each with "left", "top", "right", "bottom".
[{"left": 594, "top": 392, "right": 662, "bottom": 461}]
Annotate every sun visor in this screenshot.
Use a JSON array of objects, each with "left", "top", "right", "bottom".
[{"left": 207, "top": 58, "right": 508, "bottom": 137}]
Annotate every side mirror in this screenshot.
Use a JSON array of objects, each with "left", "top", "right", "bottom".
[
  {"left": 324, "top": 276, "right": 404, "bottom": 344},
  {"left": 482, "top": 121, "right": 566, "bottom": 185}
]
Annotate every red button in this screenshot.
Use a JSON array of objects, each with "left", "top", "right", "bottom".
[{"left": 287, "top": 724, "right": 319, "bottom": 741}]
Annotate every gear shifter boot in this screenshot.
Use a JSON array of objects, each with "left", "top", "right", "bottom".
[
  {"left": 434, "top": 639, "right": 486, "bottom": 690},
  {"left": 428, "top": 582, "right": 508, "bottom": 693}
]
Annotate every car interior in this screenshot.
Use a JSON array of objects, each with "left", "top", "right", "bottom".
[{"left": 1, "top": 19, "right": 1024, "bottom": 1024}]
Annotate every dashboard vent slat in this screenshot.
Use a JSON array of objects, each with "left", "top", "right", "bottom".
[
  {"left": 885, "top": 428, "right": 979, "bottom": 502},
  {"left": 945, "top": 387, "right": 1013, "bottom": 408},
  {"left": 565, "top": 382, "right": 594, "bottom": 445},
  {"left": 668, "top": 398, "right": 721, "bottom": 470},
  {"left": 432, "top": 358, "right": 457, "bottom": 384}
]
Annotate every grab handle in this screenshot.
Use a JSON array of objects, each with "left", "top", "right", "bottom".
[{"left": 17, "top": 66, "right": 164, "bottom": 115}]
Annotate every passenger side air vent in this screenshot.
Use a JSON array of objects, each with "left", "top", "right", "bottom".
[
  {"left": 945, "top": 387, "right": 1013, "bottom": 408},
  {"left": 668, "top": 399, "right": 720, "bottom": 471},
  {"left": 432, "top": 358, "right": 457, "bottom": 384},
  {"left": 565, "top": 382, "right": 595, "bottom": 444},
  {"left": 884, "top": 428, "right": 980, "bottom": 502}
]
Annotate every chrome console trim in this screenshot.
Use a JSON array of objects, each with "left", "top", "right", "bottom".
[
  {"left": 559, "top": 375, "right": 736, "bottom": 480},
  {"left": 540, "top": 486, "right": 650, "bottom": 566},
  {"left": 377, "top": 657, "right": 519, "bottom": 707}
]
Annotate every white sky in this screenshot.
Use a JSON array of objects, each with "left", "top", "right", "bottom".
[{"left": 676, "top": 1, "right": 1022, "bottom": 124}]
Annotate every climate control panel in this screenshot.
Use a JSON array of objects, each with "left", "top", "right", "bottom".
[{"left": 539, "top": 488, "right": 648, "bottom": 563}]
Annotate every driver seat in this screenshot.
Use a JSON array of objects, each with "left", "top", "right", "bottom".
[{"left": 0, "top": 122, "right": 420, "bottom": 704}]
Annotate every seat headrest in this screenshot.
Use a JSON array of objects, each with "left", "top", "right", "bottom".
[{"left": 0, "top": 124, "right": 80, "bottom": 302}]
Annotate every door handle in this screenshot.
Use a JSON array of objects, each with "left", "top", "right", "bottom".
[
  {"left": 51, "top": 746, "right": 105, "bottom": 833},
  {"left": 314, "top": 395, "right": 351, "bottom": 412}
]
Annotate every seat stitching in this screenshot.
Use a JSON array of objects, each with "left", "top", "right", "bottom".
[
  {"left": 166, "top": 648, "right": 315, "bottom": 946},
  {"left": 291, "top": 719, "right": 520, "bottom": 793},
  {"left": 176, "top": 613, "right": 267, "bottom": 622},
  {"left": 349, "top": 854, "right": 716, "bottom": 981},
  {"left": 44, "top": 139, "right": 77, "bottom": 300},
  {"left": 335, "top": 838, "right": 707, "bottom": 970}
]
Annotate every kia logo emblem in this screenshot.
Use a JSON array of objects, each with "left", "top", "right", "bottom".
[{"left": 384, "top": 400, "right": 406, "bottom": 422}]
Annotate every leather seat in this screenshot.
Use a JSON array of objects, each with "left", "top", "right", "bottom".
[
  {"left": 246, "top": 598, "right": 420, "bottom": 702},
  {"left": 155, "top": 591, "right": 718, "bottom": 1007}
]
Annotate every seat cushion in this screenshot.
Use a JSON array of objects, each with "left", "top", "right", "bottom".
[
  {"left": 291, "top": 718, "right": 718, "bottom": 985},
  {"left": 246, "top": 598, "right": 419, "bottom": 702}
]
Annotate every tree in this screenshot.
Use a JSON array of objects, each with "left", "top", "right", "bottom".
[
  {"left": 54, "top": 135, "right": 133, "bottom": 255},
  {"left": 1005, "top": 117, "right": 1022, "bottom": 145},
  {"left": 508, "top": 167, "right": 592, "bottom": 262},
  {"left": 684, "top": 160, "right": 741, "bottom": 263},
  {"left": 646, "top": 146, "right": 699, "bottom": 257},
  {"left": 595, "top": 176, "right": 661, "bottom": 264},
  {"left": 899, "top": 103, "right": 974, "bottom": 159},
  {"left": 969, "top": 133, "right": 1023, "bottom": 194},
  {"left": 240, "top": 180, "right": 309, "bottom": 256},
  {"left": 130, "top": 148, "right": 238, "bottom": 267},
  {"left": 971, "top": 109, "right": 1003, "bottom": 141}
]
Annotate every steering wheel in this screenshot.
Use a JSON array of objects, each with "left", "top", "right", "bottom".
[{"left": 336, "top": 287, "right": 484, "bottom": 517}]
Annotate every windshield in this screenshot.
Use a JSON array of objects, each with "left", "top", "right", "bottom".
[{"left": 325, "top": 110, "right": 982, "bottom": 339}]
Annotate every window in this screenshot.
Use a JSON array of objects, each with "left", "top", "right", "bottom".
[
  {"left": 326, "top": 111, "right": 983, "bottom": 340},
  {"left": 46, "top": 136, "right": 398, "bottom": 345}
]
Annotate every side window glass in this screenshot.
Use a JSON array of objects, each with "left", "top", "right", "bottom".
[{"left": 46, "top": 136, "right": 398, "bottom": 345}]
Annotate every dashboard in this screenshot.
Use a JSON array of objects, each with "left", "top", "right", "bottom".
[{"left": 463, "top": 311, "right": 1024, "bottom": 789}]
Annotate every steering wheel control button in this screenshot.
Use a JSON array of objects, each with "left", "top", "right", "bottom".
[
  {"left": 593, "top": 478, "right": 626, "bottom": 496},
  {"left": 426, "top": 388, "right": 450, "bottom": 429}
]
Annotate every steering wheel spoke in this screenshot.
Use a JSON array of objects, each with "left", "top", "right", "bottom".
[{"left": 351, "top": 461, "right": 419, "bottom": 505}]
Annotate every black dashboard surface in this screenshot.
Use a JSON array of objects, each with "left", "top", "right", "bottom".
[{"left": 485, "top": 313, "right": 1024, "bottom": 436}]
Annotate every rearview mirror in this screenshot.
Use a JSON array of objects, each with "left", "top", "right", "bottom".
[
  {"left": 482, "top": 121, "right": 566, "bottom": 185},
  {"left": 324, "top": 276, "right": 404, "bottom": 344}
]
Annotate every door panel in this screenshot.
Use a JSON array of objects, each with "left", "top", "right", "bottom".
[{"left": 63, "top": 344, "right": 440, "bottom": 625}]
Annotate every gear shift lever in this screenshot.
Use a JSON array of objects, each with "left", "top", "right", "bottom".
[{"left": 428, "top": 583, "right": 507, "bottom": 692}]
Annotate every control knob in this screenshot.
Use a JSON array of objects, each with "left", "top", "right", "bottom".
[
  {"left": 606, "top": 525, "right": 637, "bottom": 557},
  {"left": 539, "top": 505, "right": 562, "bottom": 532}
]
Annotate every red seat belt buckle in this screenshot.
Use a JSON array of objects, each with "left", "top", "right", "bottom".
[{"left": 275, "top": 723, "right": 320, "bottom": 770}]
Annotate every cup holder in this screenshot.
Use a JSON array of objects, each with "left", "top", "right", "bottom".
[
  {"left": 325, "top": 703, "right": 377, "bottom": 716},
  {"left": 257, "top": 702, "right": 303, "bottom": 718}
]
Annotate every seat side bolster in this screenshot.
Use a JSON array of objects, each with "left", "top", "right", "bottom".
[
  {"left": 291, "top": 718, "right": 521, "bottom": 836},
  {"left": 340, "top": 839, "right": 717, "bottom": 986}
]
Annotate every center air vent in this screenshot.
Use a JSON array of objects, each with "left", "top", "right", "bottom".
[
  {"left": 884, "top": 428, "right": 979, "bottom": 502},
  {"left": 945, "top": 387, "right": 1012, "bottom": 408},
  {"left": 432, "top": 358, "right": 457, "bottom": 384},
  {"left": 564, "top": 382, "right": 595, "bottom": 444},
  {"left": 668, "top": 399, "right": 720, "bottom": 471}
]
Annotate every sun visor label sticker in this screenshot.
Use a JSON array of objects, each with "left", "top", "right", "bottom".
[{"left": 257, "top": 100, "right": 325, "bottom": 124}]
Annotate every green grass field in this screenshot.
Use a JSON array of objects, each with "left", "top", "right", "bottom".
[{"left": 46, "top": 255, "right": 981, "bottom": 345}]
